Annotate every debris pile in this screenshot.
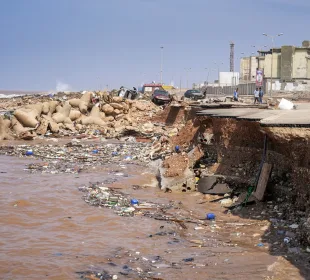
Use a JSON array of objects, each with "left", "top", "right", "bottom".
[
  {"left": 78, "top": 182, "right": 173, "bottom": 217},
  {"left": 0, "top": 92, "right": 163, "bottom": 140},
  {"left": 0, "top": 141, "right": 151, "bottom": 174}
]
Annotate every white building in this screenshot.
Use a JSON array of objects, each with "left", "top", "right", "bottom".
[{"left": 219, "top": 72, "right": 240, "bottom": 86}]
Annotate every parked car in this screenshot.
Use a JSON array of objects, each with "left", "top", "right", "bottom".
[
  {"left": 184, "top": 89, "right": 204, "bottom": 100},
  {"left": 151, "top": 89, "right": 171, "bottom": 105}
]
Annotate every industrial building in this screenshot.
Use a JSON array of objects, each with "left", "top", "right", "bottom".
[{"left": 240, "top": 40, "right": 310, "bottom": 91}]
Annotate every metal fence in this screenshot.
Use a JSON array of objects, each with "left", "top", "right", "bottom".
[{"left": 203, "top": 82, "right": 258, "bottom": 96}]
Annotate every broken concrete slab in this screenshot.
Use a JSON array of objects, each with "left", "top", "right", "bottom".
[
  {"left": 197, "top": 176, "right": 217, "bottom": 193},
  {"left": 205, "top": 183, "right": 232, "bottom": 195}
]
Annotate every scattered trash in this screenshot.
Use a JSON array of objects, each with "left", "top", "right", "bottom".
[
  {"left": 183, "top": 257, "right": 194, "bottom": 262},
  {"left": 92, "top": 149, "right": 99, "bottom": 154},
  {"left": 206, "top": 213, "right": 216, "bottom": 220},
  {"left": 284, "top": 237, "right": 291, "bottom": 244},
  {"left": 289, "top": 224, "right": 299, "bottom": 229},
  {"left": 25, "top": 150, "right": 33, "bottom": 156},
  {"left": 278, "top": 98, "right": 295, "bottom": 110},
  {"left": 131, "top": 198, "right": 139, "bottom": 205},
  {"left": 257, "top": 243, "right": 264, "bottom": 247}
]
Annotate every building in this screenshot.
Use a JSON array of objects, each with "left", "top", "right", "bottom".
[
  {"left": 240, "top": 40, "right": 310, "bottom": 90},
  {"left": 219, "top": 72, "right": 240, "bottom": 86}
]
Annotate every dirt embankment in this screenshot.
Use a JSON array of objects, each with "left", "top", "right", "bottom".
[{"left": 170, "top": 114, "right": 310, "bottom": 246}]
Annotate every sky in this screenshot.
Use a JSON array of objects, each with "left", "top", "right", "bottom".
[{"left": 0, "top": 0, "right": 309, "bottom": 91}]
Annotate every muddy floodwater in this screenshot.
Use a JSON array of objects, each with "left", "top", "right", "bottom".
[{"left": 0, "top": 155, "right": 308, "bottom": 280}]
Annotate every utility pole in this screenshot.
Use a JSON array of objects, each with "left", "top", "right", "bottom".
[
  {"left": 160, "top": 46, "right": 164, "bottom": 85},
  {"left": 263, "top": 33, "right": 283, "bottom": 96}
]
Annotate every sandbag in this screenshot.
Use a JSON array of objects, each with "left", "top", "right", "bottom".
[
  {"left": 25, "top": 103, "right": 44, "bottom": 116},
  {"left": 36, "top": 117, "right": 49, "bottom": 135},
  {"left": 14, "top": 108, "right": 39, "bottom": 128},
  {"left": 100, "top": 112, "right": 106, "bottom": 120},
  {"left": 42, "top": 102, "right": 50, "bottom": 114},
  {"left": 69, "top": 110, "right": 82, "bottom": 121},
  {"left": 82, "top": 106, "right": 106, "bottom": 126},
  {"left": 69, "top": 92, "right": 92, "bottom": 114},
  {"left": 52, "top": 103, "right": 72, "bottom": 124},
  {"left": 0, "top": 117, "right": 14, "bottom": 140},
  {"left": 48, "top": 101, "right": 59, "bottom": 117}
]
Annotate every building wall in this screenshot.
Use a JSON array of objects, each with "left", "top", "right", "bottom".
[
  {"left": 250, "top": 56, "right": 258, "bottom": 81},
  {"left": 258, "top": 57, "right": 265, "bottom": 71},
  {"left": 293, "top": 49, "right": 308, "bottom": 79},
  {"left": 281, "top": 46, "right": 294, "bottom": 81},
  {"left": 219, "top": 72, "right": 239, "bottom": 86},
  {"left": 240, "top": 57, "right": 250, "bottom": 81},
  {"left": 264, "top": 53, "right": 281, "bottom": 78}
]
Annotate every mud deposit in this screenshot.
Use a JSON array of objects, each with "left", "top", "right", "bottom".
[{"left": 1, "top": 152, "right": 309, "bottom": 280}]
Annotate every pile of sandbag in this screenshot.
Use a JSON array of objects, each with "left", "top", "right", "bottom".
[{"left": 0, "top": 91, "right": 156, "bottom": 141}]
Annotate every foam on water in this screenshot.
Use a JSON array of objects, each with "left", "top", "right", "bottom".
[{"left": 0, "top": 93, "right": 23, "bottom": 98}]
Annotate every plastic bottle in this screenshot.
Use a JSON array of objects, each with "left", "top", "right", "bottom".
[
  {"left": 25, "top": 150, "right": 33, "bottom": 156},
  {"left": 131, "top": 198, "right": 139, "bottom": 205},
  {"left": 206, "top": 213, "right": 216, "bottom": 220}
]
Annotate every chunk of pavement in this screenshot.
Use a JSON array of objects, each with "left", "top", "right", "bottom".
[
  {"left": 197, "top": 176, "right": 217, "bottom": 194},
  {"left": 205, "top": 183, "right": 232, "bottom": 195}
]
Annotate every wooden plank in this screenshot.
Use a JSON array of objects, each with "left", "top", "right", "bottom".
[{"left": 254, "top": 163, "right": 272, "bottom": 201}]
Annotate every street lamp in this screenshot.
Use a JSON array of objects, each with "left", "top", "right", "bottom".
[
  {"left": 160, "top": 46, "right": 164, "bottom": 85},
  {"left": 214, "top": 62, "right": 223, "bottom": 84},
  {"left": 263, "top": 33, "right": 283, "bottom": 96},
  {"left": 184, "top": 68, "right": 191, "bottom": 89},
  {"left": 204, "top": 68, "right": 208, "bottom": 85}
]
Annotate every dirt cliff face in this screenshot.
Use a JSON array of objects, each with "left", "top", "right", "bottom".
[{"left": 174, "top": 115, "right": 310, "bottom": 246}]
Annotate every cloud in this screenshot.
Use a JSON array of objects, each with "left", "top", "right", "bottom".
[{"left": 56, "top": 81, "right": 72, "bottom": 92}]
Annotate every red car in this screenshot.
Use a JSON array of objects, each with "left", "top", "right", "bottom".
[{"left": 151, "top": 89, "right": 171, "bottom": 105}]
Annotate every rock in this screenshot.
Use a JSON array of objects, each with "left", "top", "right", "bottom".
[
  {"left": 104, "top": 116, "right": 115, "bottom": 122},
  {"left": 220, "top": 198, "right": 233, "bottom": 207},
  {"left": 102, "top": 104, "right": 114, "bottom": 114},
  {"left": 113, "top": 109, "right": 121, "bottom": 115},
  {"left": 110, "top": 103, "right": 123, "bottom": 110},
  {"left": 142, "top": 122, "right": 154, "bottom": 133},
  {"left": 134, "top": 102, "right": 147, "bottom": 111},
  {"left": 112, "top": 96, "right": 123, "bottom": 103},
  {"left": 115, "top": 114, "right": 124, "bottom": 121}
]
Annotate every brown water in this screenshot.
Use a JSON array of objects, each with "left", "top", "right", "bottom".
[{"left": 0, "top": 155, "right": 307, "bottom": 280}]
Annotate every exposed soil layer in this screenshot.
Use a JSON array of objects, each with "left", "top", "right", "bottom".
[
  {"left": 172, "top": 114, "right": 310, "bottom": 247},
  {"left": 162, "top": 154, "right": 189, "bottom": 177}
]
